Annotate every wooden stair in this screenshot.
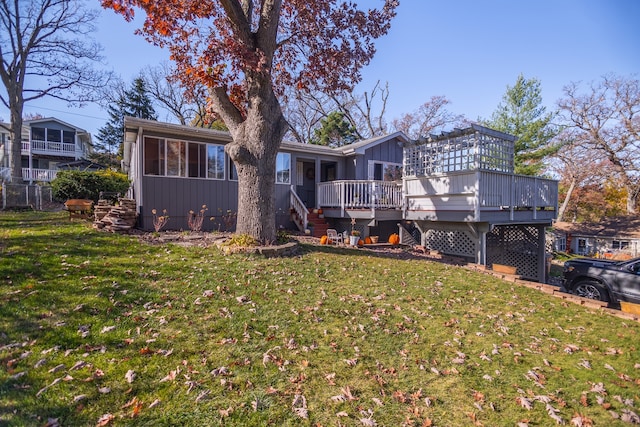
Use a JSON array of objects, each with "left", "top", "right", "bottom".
[{"left": 307, "top": 212, "right": 329, "bottom": 237}]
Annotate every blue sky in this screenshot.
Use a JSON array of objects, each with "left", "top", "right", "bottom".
[{"left": 6, "top": 0, "right": 640, "bottom": 137}]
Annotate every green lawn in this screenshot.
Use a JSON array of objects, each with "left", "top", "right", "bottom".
[{"left": 1, "top": 212, "right": 639, "bottom": 426}]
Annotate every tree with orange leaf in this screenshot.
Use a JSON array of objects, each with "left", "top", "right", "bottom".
[{"left": 102, "top": 0, "right": 398, "bottom": 243}]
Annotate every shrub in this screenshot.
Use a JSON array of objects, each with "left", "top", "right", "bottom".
[{"left": 51, "top": 169, "right": 130, "bottom": 202}]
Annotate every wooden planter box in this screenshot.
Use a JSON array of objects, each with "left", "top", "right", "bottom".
[
  {"left": 620, "top": 301, "right": 640, "bottom": 315},
  {"left": 492, "top": 263, "right": 517, "bottom": 275}
]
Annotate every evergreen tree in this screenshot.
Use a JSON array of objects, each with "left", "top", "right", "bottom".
[
  {"left": 94, "top": 77, "right": 156, "bottom": 168},
  {"left": 310, "top": 111, "right": 359, "bottom": 147},
  {"left": 482, "top": 74, "right": 559, "bottom": 175}
]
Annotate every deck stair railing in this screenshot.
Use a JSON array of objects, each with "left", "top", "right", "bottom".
[{"left": 289, "top": 185, "right": 309, "bottom": 231}]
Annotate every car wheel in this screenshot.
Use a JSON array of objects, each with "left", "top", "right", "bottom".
[{"left": 573, "top": 281, "right": 609, "bottom": 302}]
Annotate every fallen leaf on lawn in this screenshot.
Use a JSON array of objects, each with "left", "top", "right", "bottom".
[
  {"left": 159, "top": 369, "right": 178, "bottom": 382},
  {"left": 48, "top": 364, "right": 65, "bottom": 374},
  {"left": 98, "top": 387, "right": 111, "bottom": 394},
  {"left": 44, "top": 418, "right": 60, "bottom": 427},
  {"left": 292, "top": 394, "right": 308, "bottom": 419},
  {"left": 70, "top": 361, "right": 87, "bottom": 371},
  {"left": 336, "top": 411, "right": 349, "bottom": 417},
  {"left": 195, "top": 390, "right": 210, "bottom": 402},
  {"left": 100, "top": 326, "right": 116, "bottom": 334},
  {"left": 149, "top": 399, "right": 161, "bottom": 408},
  {"left": 125, "top": 370, "right": 136, "bottom": 383},
  {"left": 359, "top": 417, "right": 377, "bottom": 426},
  {"left": 580, "top": 394, "right": 589, "bottom": 407},
  {"left": 73, "top": 395, "right": 87, "bottom": 403},
  {"left": 621, "top": 409, "right": 640, "bottom": 423},
  {"left": 96, "top": 413, "right": 114, "bottom": 426},
  {"left": 219, "top": 407, "right": 233, "bottom": 417},
  {"left": 36, "top": 377, "right": 62, "bottom": 397},
  {"left": 516, "top": 396, "right": 532, "bottom": 410},
  {"left": 570, "top": 413, "right": 593, "bottom": 426}
]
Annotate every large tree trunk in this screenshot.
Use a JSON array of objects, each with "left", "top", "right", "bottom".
[
  {"left": 9, "top": 110, "right": 24, "bottom": 183},
  {"left": 221, "top": 75, "right": 288, "bottom": 244},
  {"left": 556, "top": 178, "right": 576, "bottom": 222}
]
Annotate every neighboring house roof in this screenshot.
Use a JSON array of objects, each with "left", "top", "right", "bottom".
[
  {"left": 56, "top": 160, "right": 106, "bottom": 171},
  {"left": 554, "top": 217, "right": 640, "bottom": 240},
  {"left": 24, "top": 117, "right": 90, "bottom": 134}
]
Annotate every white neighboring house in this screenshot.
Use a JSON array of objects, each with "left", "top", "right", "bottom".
[{"left": 0, "top": 117, "right": 92, "bottom": 183}]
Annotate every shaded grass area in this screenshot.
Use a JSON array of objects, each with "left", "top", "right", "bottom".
[{"left": 1, "top": 212, "right": 639, "bottom": 426}]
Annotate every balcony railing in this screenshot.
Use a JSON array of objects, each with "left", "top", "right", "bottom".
[
  {"left": 22, "top": 168, "right": 58, "bottom": 182},
  {"left": 318, "top": 180, "right": 403, "bottom": 210},
  {"left": 21, "top": 139, "right": 81, "bottom": 157},
  {"left": 477, "top": 171, "right": 558, "bottom": 209}
]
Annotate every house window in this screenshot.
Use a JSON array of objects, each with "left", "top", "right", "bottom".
[
  {"left": 555, "top": 236, "right": 566, "bottom": 252},
  {"left": 144, "top": 137, "right": 165, "bottom": 175},
  {"left": 276, "top": 153, "right": 290, "bottom": 184},
  {"left": 612, "top": 240, "right": 630, "bottom": 250},
  {"left": 188, "top": 142, "right": 207, "bottom": 178},
  {"left": 32, "top": 127, "right": 45, "bottom": 141},
  {"left": 207, "top": 145, "right": 225, "bottom": 180},
  {"left": 370, "top": 161, "right": 402, "bottom": 181},
  {"left": 577, "top": 238, "right": 588, "bottom": 255},
  {"left": 47, "top": 129, "right": 61, "bottom": 143},
  {"left": 63, "top": 131, "right": 75, "bottom": 144},
  {"left": 166, "top": 140, "right": 186, "bottom": 177}
]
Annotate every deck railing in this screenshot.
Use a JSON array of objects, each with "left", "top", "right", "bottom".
[
  {"left": 478, "top": 171, "right": 557, "bottom": 209},
  {"left": 21, "top": 139, "right": 80, "bottom": 156},
  {"left": 21, "top": 168, "right": 58, "bottom": 182},
  {"left": 290, "top": 185, "right": 309, "bottom": 231},
  {"left": 317, "top": 180, "right": 403, "bottom": 211}
]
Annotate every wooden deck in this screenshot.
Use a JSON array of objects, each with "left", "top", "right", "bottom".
[{"left": 316, "top": 171, "right": 557, "bottom": 224}]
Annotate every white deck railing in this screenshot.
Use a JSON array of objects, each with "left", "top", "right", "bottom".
[
  {"left": 21, "top": 139, "right": 81, "bottom": 157},
  {"left": 317, "top": 180, "right": 403, "bottom": 211},
  {"left": 22, "top": 168, "right": 58, "bottom": 182},
  {"left": 290, "top": 185, "right": 309, "bottom": 231}
]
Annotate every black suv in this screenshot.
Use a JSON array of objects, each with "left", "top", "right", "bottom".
[{"left": 563, "top": 257, "right": 640, "bottom": 305}]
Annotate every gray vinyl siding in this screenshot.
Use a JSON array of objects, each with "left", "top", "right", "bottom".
[
  {"left": 349, "top": 139, "right": 404, "bottom": 180},
  {"left": 364, "top": 139, "right": 403, "bottom": 165},
  {"left": 138, "top": 177, "right": 297, "bottom": 231}
]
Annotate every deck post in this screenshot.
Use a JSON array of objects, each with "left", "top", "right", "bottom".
[
  {"left": 510, "top": 175, "right": 515, "bottom": 221},
  {"left": 340, "top": 181, "right": 345, "bottom": 217},
  {"left": 537, "top": 224, "right": 547, "bottom": 282},
  {"left": 533, "top": 178, "right": 538, "bottom": 220}
]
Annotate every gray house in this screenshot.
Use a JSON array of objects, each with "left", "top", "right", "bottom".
[
  {"left": 123, "top": 118, "right": 558, "bottom": 282},
  {"left": 122, "top": 116, "right": 407, "bottom": 236}
]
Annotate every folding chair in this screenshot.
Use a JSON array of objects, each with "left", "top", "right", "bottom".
[{"left": 326, "top": 229, "right": 343, "bottom": 245}]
